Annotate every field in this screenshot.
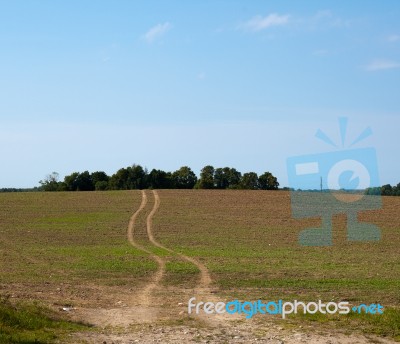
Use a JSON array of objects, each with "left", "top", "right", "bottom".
[{"left": 0, "top": 190, "right": 399, "bottom": 343}]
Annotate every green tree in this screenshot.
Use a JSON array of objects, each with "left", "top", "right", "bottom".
[
  {"left": 127, "top": 164, "right": 147, "bottom": 189},
  {"left": 394, "top": 183, "right": 400, "bottom": 196},
  {"left": 365, "top": 187, "right": 381, "bottom": 195},
  {"left": 64, "top": 172, "right": 80, "bottom": 191},
  {"left": 258, "top": 171, "right": 279, "bottom": 190},
  {"left": 39, "top": 172, "right": 61, "bottom": 191},
  {"left": 214, "top": 168, "right": 227, "bottom": 189},
  {"left": 214, "top": 167, "right": 241, "bottom": 189},
  {"left": 381, "top": 184, "right": 393, "bottom": 196},
  {"left": 75, "top": 171, "right": 94, "bottom": 191},
  {"left": 95, "top": 181, "right": 109, "bottom": 191},
  {"left": 148, "top": 169, "right": 172, "bottom": 189},
  {"left": 198, "top": 165, "right": 215, "bottom": 189},
  {"left": 91, "top": 171, "right": 109, "bottom": 190},
  {"left": 109, "top": 168, "right": 130, "bottom": 190},
  {"left": 172, "top": 166, "right": 197, "bottom": 189},
  {"left": 91, "top": 171, "right": 109, "bottom": 185},
  {"left": 240, "top": 172, "right": 259, "bottom": 189}
]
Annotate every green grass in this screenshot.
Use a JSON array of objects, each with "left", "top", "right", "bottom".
[
  {"left": 290, "top": 307, "right": 400, "bottom": 341},
  {"left": 0, "top": 190, "right": 399, "bottom": 340},
  {"left": 0, "top": 296, "right": 89, "bottom": 344},
  {"left": 154, "top": 190, "right": 400, "bottom": 339},
  {"left": 0, "top": 191, "right": 156, "bottom": 287}
]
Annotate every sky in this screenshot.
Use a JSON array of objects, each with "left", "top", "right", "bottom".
[{"left": 0, "top": 1, "right": 399, "bottom": 188}]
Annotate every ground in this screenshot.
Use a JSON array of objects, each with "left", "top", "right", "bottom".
[{"left": 0, "top": 190, "right": 398, "bottom": 343}]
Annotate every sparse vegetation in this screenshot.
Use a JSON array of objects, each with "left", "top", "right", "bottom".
[
  {"left": 0, "top": 190, "right": 398, "bottom": 341},
  {"left": 0, "top": 296, "right": 88, "bottom": 343}
]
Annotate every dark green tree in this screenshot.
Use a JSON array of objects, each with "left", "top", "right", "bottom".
[
  {"left": 91, "top": 171, "right": 109, "bottom": 185},
  {"left": 381, "top": 184, "right": 393, "bottom": 196},
  {"left": 95, "top": 181, "right": 109, "bottom": 191},
  {"left": 198, "top": 165, "right": 215, "bottom": 189},
  {"left": 109, "top": 168, "right": 130, "bottom": 190},
  {"left": 172, "top": 166, "right": 197, "bottom": 189},
  {"left": 91, "top": 171, "right": 110, "bottom": 191},
  {"left": 75, "top": 171, "right": 95, "bottom": 191},
  {"left": 258, "top": 171, "right": 279, "bottom": 190},
  {"left": 214, "top": 168, "right": 227, "bottom": 189},
  {"left": 240, "top": 172, "right": 259, "bottom": 189},
  {"left": 393, "top": 183, "right": 400, "bottom": 196},
  {"left": 214, "top": 167, "right": 241, "bottom": 189},
  {"left": 226, "top": 168, "right": 241, "bottom": 189},
  {"left": 127, "top": 164, "right": 147, "bottom": 189},
  {"left": 148, "top": 169, "right": 172, "bottom": 189},
  {"left": 64, "top": 172, "right": 80, "bottom": 191}
]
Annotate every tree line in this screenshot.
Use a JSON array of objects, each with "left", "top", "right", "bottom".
[
  {"left": 365, "top": 183, "right": 400, "bottom": 196},
  {"left": 38, "top": 165, "right": 280, "bottom": 191}
]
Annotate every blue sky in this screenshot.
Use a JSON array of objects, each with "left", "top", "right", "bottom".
[{"left": 1, "top": 1, "right": 399, "bottom": 188}]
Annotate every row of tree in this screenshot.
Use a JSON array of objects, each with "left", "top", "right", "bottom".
[
  {"left": 39, "top": 165, "right": 280, "bottom": 191},
  {"left": 365, "top": 183, "right": 400, "bottom": 196}
]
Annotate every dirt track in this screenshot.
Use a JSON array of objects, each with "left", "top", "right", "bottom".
[
  {"left": 146, "top": 190, "right": 212, "bottom": 289},
  {"left": 74, "top": 189, "right": 216, "bottom": 327},
  {"left": 127, "top": 190, "right": 165, "bottom": 311}
]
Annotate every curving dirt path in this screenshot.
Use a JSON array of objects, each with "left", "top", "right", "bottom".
[
  {"left": 147, "top": 190, "right": 212, "bottom": 289},
  {"left": 71, "top": 190, "right": 167, "bottom": 326},
  {"left": 127, "top": 190, "right": 166, "bottom": 307},
  {"left": 74, "top": 190, "right": 218, "bottom": 328}
]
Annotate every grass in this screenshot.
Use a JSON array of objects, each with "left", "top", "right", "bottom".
[
  {"left": 0, "top": 190, "right": 399, "bottom": 340},
  {"left": 0, "top": 296, "right": 88, "bottom": 344},
  {"left": 290, "top": 307, "right": 400, "bottom": 341},
  {"left": 153, "top": 190, "right": 400, "bottom": 338},
  {"left": 0, "top": 191, "right": 156, "bottom": 287}
]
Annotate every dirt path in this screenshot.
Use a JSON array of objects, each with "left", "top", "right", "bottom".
[
  {"left": 71, "top": 190, "right": 166, "bottom": 326},
  {"left": 127, "top": 190, "right": 166, "bottom": 308},
  {"left": 147, "top": 190, "right": 212, "bottom": 288},
  {"left": 145, "top": 190, "right": 233, "bottom": 327}
]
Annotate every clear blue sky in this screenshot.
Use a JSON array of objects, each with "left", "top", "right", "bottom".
[{"left": 1, "top": 1, "right": 399, "bottom": 188}]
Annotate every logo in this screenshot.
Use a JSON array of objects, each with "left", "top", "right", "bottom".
[
  {"left": 188, "top": 297, "right": 384, "bottom": 319},
  {"left": 286, "top": 117, "right": 381, "bottom": 246}
]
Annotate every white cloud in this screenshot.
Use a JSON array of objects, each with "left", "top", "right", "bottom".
[
  {"left": 364, "top": 59, "right": 400, "bottom": 71},
  {"left": 387, "top": 34, "right": 400, "bottom": 42},
  {"left": 142, "top": 22, "right": 172, "bottom": 43},
  {"left": 240, "top": 13, "right": 290, "bottom": 32},
  {"left": 197, "top": 72, "right": 206, "bottom": 80}
]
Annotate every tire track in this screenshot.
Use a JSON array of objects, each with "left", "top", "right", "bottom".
[
  {"left": 127, "top": 190, "right": 165, "bottom": 306},
  {"left": 147, "top": 190, "right": 230, "bottom": 324},
  {"left": 147, "top": 191, "right": 244, "bottom": 326},
  {"left": 128, "top": 189, "right": 215, "bottom": 325},
  {"left": 147, "top": 190, "right": 212, "bottom": 289}
]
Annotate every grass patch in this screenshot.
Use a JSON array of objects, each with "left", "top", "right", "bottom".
[
  {"left": 164, "top": 259, "right": 200, "bottom": 287},
  {"left": 290, "top": 307, "right": 400, "bottom": 341},
  {"left": 0, "top": 296, "right": 89, "bottom": 344}
]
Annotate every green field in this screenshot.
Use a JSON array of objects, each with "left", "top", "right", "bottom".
[{"left": 0, "top": 190, "right": 399, "bottom": 342}]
